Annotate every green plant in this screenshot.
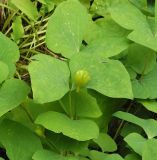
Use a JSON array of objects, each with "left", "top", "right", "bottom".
[{"left": 0, "top": 0, "right": 157, "bottom": 160}]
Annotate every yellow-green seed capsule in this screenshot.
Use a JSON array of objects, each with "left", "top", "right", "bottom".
[
  {"left": 35, "top": 125, "right": 45, "bottom": 138},
  {"left": 74, "top": 70, "right": 90, "bottom": 92}
]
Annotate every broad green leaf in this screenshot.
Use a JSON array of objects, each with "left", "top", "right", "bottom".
[
  {"left": 0, "top": 61, "right": 9, "bottom": 84},
  {"left": 10, "top": 0, "right": 38, "bottom": 21},
  {"left": 129, "top": 0, "right": 147, "bottom": 9},
  {"left": 89, "top": 151, "right": 108, "bottom": 160},
  {"left": 89, "top": 151, "right": 124, "bottom": 160},
  {"left": 79, "top": 0, "right": 90, "bottom": 8},
  {"left": 28, "top": 54, "right": 70, "bottom": 103},
  {"left": 84, "top": 16, "right": 130, "bottom": 58},
  {"left": 142, "top": 139, "right": 157, "bottom": 160},
  {"left": 35, "top": 111, "right": 99, "bottom": 141},
  {"left": 33, "top": 149, "right": 78, "bottom": 160},
  {"left": 83, "top": 37, "right": 130, "bottom": 59},
  {"left": 125, "top": 154, "right": 140, "bottom": 160},
  {"left": 47, "top": 132, "right": 88, "bottom": 153},
  {"left": 70, "top": 54, "right": 133, "bottom": 99},
  {"left": 110, "top": 1, "right": 157, "bottom": 51},
  {"left": 0, "top": 79, "right": 30, "bottom": 117},
  {"left": 114, "top": 111, "right": 157, "bottom": 138},
  {"left": 90, "top": 0, "right": 110, "bottom": 16},
  {"left": 62, "top": 90, "right": 102, "bottom": 118},
  {"left": 128, "top": 0, "right": 151, "bottom": 17},
  {"left": 128, "top": 29, "right": 157, "bottom": 52},
  {"left": 93, "top": 133, "right": 117, "bottom": 152},
  {"left": 132, "top": 64, "right": 157, "bottom": 99},
  {"left": 126, "top": 67, "right": 137, "bottom": 80},
  {"left": 46, "top": 0, "right": 89, "bottom": 58},
  {"left": 0, "top": 119, "right": 42, "bottom": 160},
  {"left": 124, "top": 133, "right": 146, "bottom": 155},
  {"left": 7, "top": 106, "right": 34, "bottom": 130},
  {"left": 125, "top": 44, "right": 156, "bottom": 75},
  {"left": 11, "top": 16, "right": 24, "bottom": 42},
  {"left": 24, "top": 99, "right": 64, "bottom": 119},
  {"left": 155, "top": 0, "right": 157, "bottom": 35},
  {"left": 102, "top": 154, "right": 124, "bottom": 160},
  {"left": 140, "top": 100, "right": 157, "bottom": 113},
  {"left": 0, "top": 32, "right": 19, "bottom": 77},
  {"left": 109, "top": 0, "right": 147, "bottom": 30},
  {"left": 49, "top": 0, "right": 64, "bottom": 5},
  {"left": 7, "top": 99, "right": 63, "bottom": 130}
]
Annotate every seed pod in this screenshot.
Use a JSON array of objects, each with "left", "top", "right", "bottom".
[{"left": 74, "top": 70, "right": 90, "bottom": 92}]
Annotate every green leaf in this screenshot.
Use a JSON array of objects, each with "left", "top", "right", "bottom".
[
  {"left": 79, "top": 0, "right": 90, "bottom": 8},
  {"left": 90, "top": 0, "right": 109, "bottom": 16},
  {"left": 129, "top": 0, "right": 147, "bottom": 10},
  {"left": 0, "top": 61, "right": 9, "bottom": 84},
  {"left": 0, "top": 32, "right": 19, "bottom": 77},
  {"left": 24, "top": 99, "right": 64, "bottom": 120},
  {"left": 0, "top": 79, "right": 30, "bottom": 117},
  {"left": 128, "top": 28, "right": 157, "bottom": 52},
  {"left": 10, "top": 0, "right": 38, "bottom": 21},
  {"left": 89, "top": 150, "right": 108, "bottom": 160},
  {"left": 114, "top": 111, "right": 157, "bottom": 138},
  {"left": 28, "top": 54, "right": 70, "bottom": 103},
  {"left": 142, "top": 139, "right": 157, "bottom": 160},
  {"left": 155, "top": 0, "right": 157, "bottom": 35},
  {"left": 139, "top": 100, "right": 157, "bottom": 113},
  {"left": 62, "top": 90, "right": 102, "bottom": 118},
  {"left": 125, "top": 44, "right": 156, "bottom": 75},
  {"left": 84, "top": 16, "right": 130, "bottom": 58},
  {"left": 70, "top": 54, "right": 133, "bottom": 99},
  {"left": 93, "top": 133, "right": 117, "bottom": 152},
  {"left": 38, "top": 0, "right": 47, "bottom": 4},
  {"left": 89, "top": 151, "right": 124, "bottom": 160},
  {"left": 126, "top": 67, "right": 137, "bottom": 80},
  {"left": 35, "top": 111, "right": 99, "bottom": 141},
  {"left": 33, "top": 149, "right": 78, "bottom": 160},
  {"left": 124, "top": 133, "right": 146, "bottom": 155},
  {"left": 125, "top": 154, "right": 140, "bottom": 160},
  {"left": 46, "top": 0, "right": 90, "bottom": 58},
  {"left": 83, "top": 37, "right": 130, "bottom": 58},
  {"left": 109, "top": 0, "right": 147, "bottom": 31},
  {"left": 11, "top": 16, "right": 24, "bottom": 42},
  {"left": 110, "top": 1, "right": 157, "bottom": 51},
  {"left": 46, "top": 132, "right": 88, "bottom": 153},
  {"left": 0, "top": 119, "right": 42, "bottom": 160},
  {"left": 132, "top": 64, "right": 157, "bottom": 99}
]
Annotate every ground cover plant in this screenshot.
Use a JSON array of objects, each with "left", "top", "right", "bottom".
[{"left": 0, "top": 0, "right": 157, "bottom": 159}]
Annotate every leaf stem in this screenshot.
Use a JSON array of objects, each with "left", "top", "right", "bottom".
[
  {"left": 59, "top": 100, "right": 69, "bottom": 115},
  {"left": 69, "top": 90, "right": 74, "bottom": 119},
  {"left": 113, "top": 101, "right": 133, "bottom": 140},
  {"left": 21, "top": 103, "right": 34, "bottom": 123}
]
